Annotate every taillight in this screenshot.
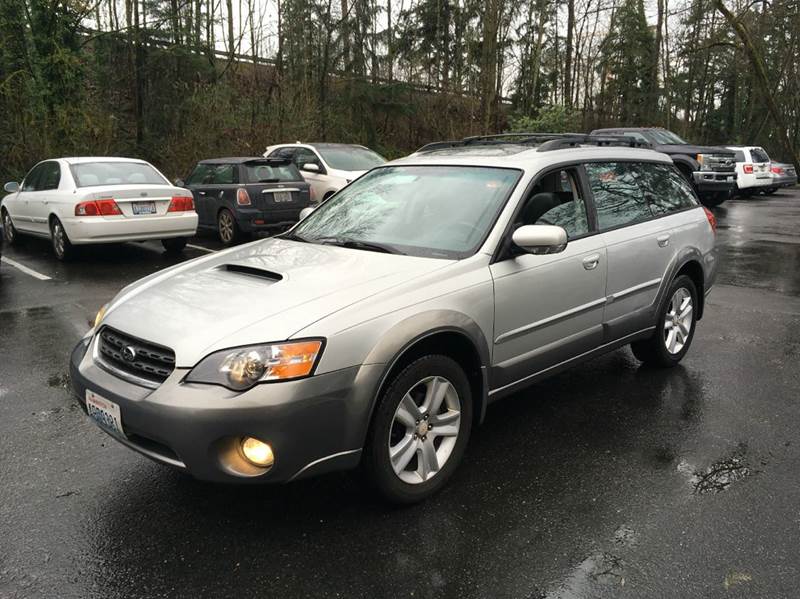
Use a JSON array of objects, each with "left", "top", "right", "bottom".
[
  {"left": 167, "top": 196, "right": 194, "bottom": 212},
  {"left": 743, "top": 164, "right": 754, "bottom": 174},
  {"left": 703, "top": 207, "right": 717, "bottom": 234},
  {"left": 771, "top": 166, "right": 783, "bottom": 174},
  {"left": 236, "top": 188, "right": 251, "bottom": 206},
  {"left": 75, "top": 199, "right": 121, "bottom": 216}
]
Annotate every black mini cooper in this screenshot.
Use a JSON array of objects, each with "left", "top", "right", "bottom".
[{"left": 179, "top": 157, "right": 313, "bottom": 245}]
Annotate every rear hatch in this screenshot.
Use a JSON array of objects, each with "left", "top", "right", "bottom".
[
  {"left": 242, "top": 159, "right": 311, "bottom": 215},
  {"left": 750, "top": 147, "right": 772, "bottom": 179}
]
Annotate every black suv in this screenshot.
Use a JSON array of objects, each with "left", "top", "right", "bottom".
[
  {"left": 591, "top": 127, "right": 736, "bottom": 206},
  {"left": 180, "top": 157, "right": 312, "bottom": 245}
]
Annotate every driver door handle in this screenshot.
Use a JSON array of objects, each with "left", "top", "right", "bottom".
[{"left": 582, "top": 254, "right": 601, "bottom": 270}]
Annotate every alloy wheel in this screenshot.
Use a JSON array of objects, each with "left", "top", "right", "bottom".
[
  {"left": 664, "top": 287, "right": 693, "bottom": 354},
  {"left": 52, "top": 222, "right": 66, "bottom": 258},
  {"left": 3, "top": 212, "right": 14, "bottom": 242},
  {"left": 218, "top": 211, "right": 234, "bottom": 243},
  {"left": 388, "top": 375, "right": 461, "bottom": 484}
]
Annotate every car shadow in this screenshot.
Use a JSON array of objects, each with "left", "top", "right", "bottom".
[{"left": 84, "top": 349, "right": 709, "bottom": 598}]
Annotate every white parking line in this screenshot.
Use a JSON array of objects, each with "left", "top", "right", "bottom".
[
  {"left": 186, "top": 244, "right": 217, "bottom": 253},
  {"left": 1, "top": 256, "right": 53, "bottom": 281}
]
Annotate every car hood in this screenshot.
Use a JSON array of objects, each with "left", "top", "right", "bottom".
[
  {"left": 101, "top": 238, "right": 452, "bottom": 366},
  {"left": 654, "top": 143, "right": 735, "bottom": 156}
]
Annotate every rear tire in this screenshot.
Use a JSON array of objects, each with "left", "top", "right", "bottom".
[
  {"left": 631, "top": 275, "right": 698, "bottom": 368},
  {"left": 161, "top": 237, "right": 188, "bottom": 253},
  {"left": 363, "top": 354, "right": 473, "bottom": 504},
  {"left": 217, "top": 208, "right": 243, "bottom": 245},
  {"left": 2, "top": 209, "right": 21, "bottom": 246},
  {"left": 51, "top": 217, "right": 74, "bottom": 261}
]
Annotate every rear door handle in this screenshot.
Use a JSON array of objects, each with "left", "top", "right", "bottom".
[
  {"left": 657, "top": 234, "right": 671, "bottom": 247},
  {"left": 582, "top": 254, "right": 601, "bottom": 270},
  {"left": 198, "top": 191, "right": 206, "bottom": 196}
]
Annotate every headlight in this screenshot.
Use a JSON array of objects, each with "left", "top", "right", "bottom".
[
  {"left": 185, "top": 340, "right": 324, "bottom": 391},
  {"left": 94, "top": 303, "right": 108, "bottom": 328}
]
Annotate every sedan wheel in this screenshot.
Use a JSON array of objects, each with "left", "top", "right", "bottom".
[
  {"left": 388, "top": 375, "right": 462, "bottom": 484},
  {"left": 2, "top": 210, "right": 18, "bottom": 245},
  {"left": 51, "top": 219, "right": 74, "bottom": 261},
  {"left": 364, "top": 354, "right": 472, "bottom": 503}
]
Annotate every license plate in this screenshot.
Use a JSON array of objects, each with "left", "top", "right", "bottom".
[
  {"left": 132, "top": 201, "right": 156, "bottom": 215},
  {"left": 727, "top": 176, "right": 735, "bottom": 182},
  {"left": 273, "top": 191, "right": 293, "bottom": 204},
  {"left": 86, "top": 390, "right": 124, "bottom": 436}
]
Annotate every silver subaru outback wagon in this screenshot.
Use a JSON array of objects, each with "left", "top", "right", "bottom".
[{"left": 70, "top": 134, "right": 717, "bottom": 503}]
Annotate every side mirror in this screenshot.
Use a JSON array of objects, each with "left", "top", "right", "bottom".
[
  {"left": 174, "top": 178, "right": 185, "bottom": 187},
  {"left": 512, "top": 225, "right": 568, "bottom": 255},
  {"left": 4, "top": 181, "right": 20, "bottom": 193},
  {"left": 302, "top": 163, "right": 320, "bottom": 173},
  {"left": 298, "top": 206, "right": 316, "bottom": 220}
]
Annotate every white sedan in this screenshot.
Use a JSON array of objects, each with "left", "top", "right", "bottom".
[{"left": 1, "top": 157, "right": 198, "bottom": 260}]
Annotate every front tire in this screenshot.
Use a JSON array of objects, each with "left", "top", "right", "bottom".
[
  {"left": 631, "top": 275, "right": 698, "bottom": 367},
  {"left": 50, "top": 217, "right": 74, "bottom": 261},
  {"left": 161, "top": 237, "right": 188, "bottom": 253},
  {"left": 364, "top": 355, "right": 473, "bottom": 504},
  {"left": 2, "top": 209, "right": 21, "bottom": 245}
]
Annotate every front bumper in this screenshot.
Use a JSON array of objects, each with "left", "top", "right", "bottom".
[
  {"left": 64, "top": 213, "right": 198, "bottom": 244},
  {"left": 692, "top": 171, "right": 737, "bottom": 192},
  {"left": 70, "top": 335, "right": 381, "bottom": 483}
]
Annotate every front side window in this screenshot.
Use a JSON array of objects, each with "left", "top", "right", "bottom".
[
  {"left": 638, "top": 163, "right": 698, "bottom": 215},
  {"left": 316, "top": 146, "right": 386, "bottom": 171},
  {"left": 186, "top": 164, "right": 213, "bottom": 185},
  {"left": 585, "top": 162, "right": 652, "bottom": 230},
  {"left": 71, "top": 162, "right": 168, "bottom": 187},
  {"left": 517, "top": 168, "right": 589, "bottom": 238},
  {"left": 22, "top": 163, "right": 45, "bottom": 191},
  {"left": 291, "top": 165, "right": 521, "bottom": 258},
  {"left": 294, "top": 148, "right": 322, "bottom": 170}
]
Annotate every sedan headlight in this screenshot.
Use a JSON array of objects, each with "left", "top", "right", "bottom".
[{"left": 185, "top": 340, "right": 324, "bottom": 391}]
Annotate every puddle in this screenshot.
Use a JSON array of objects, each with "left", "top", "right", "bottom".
[
  {"left": 546, "top": 552, "right": 625, "bottom": 598},
  {"left": 691, "top": 449, "right": 751, "bottom": 495}
]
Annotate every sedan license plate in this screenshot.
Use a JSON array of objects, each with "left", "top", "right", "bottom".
[
  {"left": 86, "top": 390, "right": 124, "bottom": 436},
  {"left": 132, "top": 201, "right": 156, "bottom": 215},
  {"left": 273, "top": 191, "right": 293, "bottom": 204}
]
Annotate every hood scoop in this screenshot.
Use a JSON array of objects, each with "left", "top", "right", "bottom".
[{"left": 219, "top": 263, "right": 283, "bottom": 282}]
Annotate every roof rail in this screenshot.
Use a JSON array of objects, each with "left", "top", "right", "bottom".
[
  {"left": 414, "top": 132, "right": 574, "bottom": 154},
  {"left": 536, "top": 135, "right": 652, "bottom": 152}
]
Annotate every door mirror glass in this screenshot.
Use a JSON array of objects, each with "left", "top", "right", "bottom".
[
  {"left": 512, "top": 225, "right": 567, "bottom": 255},
  {"left": 174, "top": 178, "right": 185, "bottom": 187},
  {"left": 301, "top": 163, "right": 320, "bottom": 173},
  {"left": 4, "top": 181, "right": 20, "bottom": 193},
  {"left": 299, "top": 206, "right": 316, "bottom": 220}
]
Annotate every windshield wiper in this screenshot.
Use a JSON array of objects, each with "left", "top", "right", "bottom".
[
  {"left": 281, "top": 231, "right": 308, "bottom": 243},
  {"left": 314, "top": 237, "right": 404, "bottom": 255}
]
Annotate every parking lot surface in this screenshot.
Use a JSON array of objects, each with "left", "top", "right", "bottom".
[{"left": 2, "top": 191, "right": 800, "bottom": 598}]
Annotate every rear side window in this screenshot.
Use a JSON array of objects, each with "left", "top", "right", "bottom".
[
  {"left": 211, "top": 164, "right": 237, "bottom": 184},
  {"left": 638, "top": 163, "right": 698, "bottom": 215},
  {"left": 584, "top": 162, "right": 652, "bottom": 230},
  {"left": 733, "top": 151, "right": 746, "bottom": 162},
  {"left": 71, "top": 162, "right": 167, "bottom": 187},
  {"left": 244, "top": 162, "right": 302, "bottom": 183},
  {"left": 38, "top": 161, "right": 61, "bottom": 190}
]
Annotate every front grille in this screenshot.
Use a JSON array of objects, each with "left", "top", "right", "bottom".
[
  {"left": 703, "top": 154, "right": 736, "bottom": 173},
  {"left": 97, "top": 326, "right": 175, "bottom": 385}
]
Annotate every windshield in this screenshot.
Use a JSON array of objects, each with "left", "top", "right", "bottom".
[
  {"left": 244, "top": 162, "right": 302, "bottom": 183},
  {"left": 290, "top": 165, "right": 522, "bottom": 258},
  {"left": 71, "top": 162, "right": 168, "bottom": 187},
  {"left": 316, "top": 146, "right": 387, "bottom": 171},
  {"left": 647, "top": 129, "right": 688, "bottom": 145}
]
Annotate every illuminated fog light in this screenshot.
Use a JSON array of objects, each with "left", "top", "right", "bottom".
[{"left": 240, "top": 437, "right": 274, "bottom": 468}]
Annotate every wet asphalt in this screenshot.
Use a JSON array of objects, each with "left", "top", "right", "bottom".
[{"left": 1, "top": 192, "right": 800, "bottom": 599}]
